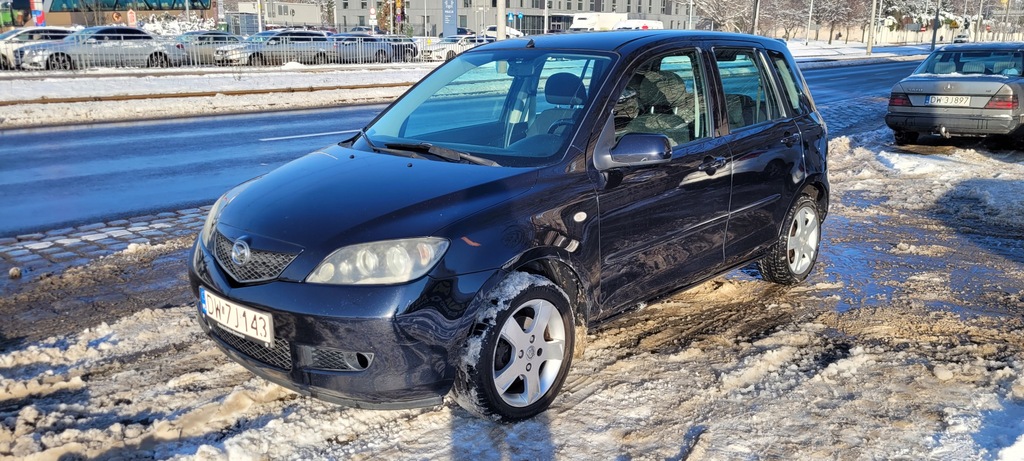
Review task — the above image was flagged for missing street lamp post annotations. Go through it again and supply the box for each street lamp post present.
[867,0,878,54]
[805,0,814,45]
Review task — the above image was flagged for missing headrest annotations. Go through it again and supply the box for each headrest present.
[545,72,587,105]
[635,70,689,107]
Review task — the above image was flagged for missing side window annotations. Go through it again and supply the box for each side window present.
[614,49,709,147]
[768,50,807,115]
[714,48,782,131]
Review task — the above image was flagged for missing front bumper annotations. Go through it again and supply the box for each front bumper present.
[885,110,1024,137]
[19,53,48,70]
[188,238,491,409]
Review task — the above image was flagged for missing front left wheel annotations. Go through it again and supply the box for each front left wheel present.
[453,273,575,422]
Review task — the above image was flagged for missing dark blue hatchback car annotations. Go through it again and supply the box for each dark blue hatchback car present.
[188,30,829,421]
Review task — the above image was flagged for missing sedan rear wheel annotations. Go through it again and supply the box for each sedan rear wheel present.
[47,54,74,71]
[758,195,821,285]
[147,53,170,68]
[453,273,575,422]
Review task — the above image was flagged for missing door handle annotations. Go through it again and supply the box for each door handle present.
[698,156,727,174]
[781,132,801,148]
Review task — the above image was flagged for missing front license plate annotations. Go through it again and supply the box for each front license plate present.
[926,95,971,106]
[200,287,274,347]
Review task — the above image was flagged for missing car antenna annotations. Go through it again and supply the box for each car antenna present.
[526,39,535,48]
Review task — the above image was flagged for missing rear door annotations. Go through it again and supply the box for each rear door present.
[710,45,805,267]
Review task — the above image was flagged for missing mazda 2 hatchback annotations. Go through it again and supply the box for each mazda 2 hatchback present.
[188,31,829,421]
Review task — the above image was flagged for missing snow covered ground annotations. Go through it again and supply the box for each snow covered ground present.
[4,40,1024,460]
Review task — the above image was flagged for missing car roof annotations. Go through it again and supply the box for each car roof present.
[938,42,1024,52]
[473,30,786,55]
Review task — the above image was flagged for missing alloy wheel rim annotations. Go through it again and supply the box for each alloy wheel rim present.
[786,205,820,275]
[492,298,566,408]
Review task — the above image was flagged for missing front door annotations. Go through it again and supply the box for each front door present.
[595,47,730,314]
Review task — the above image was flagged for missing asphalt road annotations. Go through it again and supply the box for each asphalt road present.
[0,59,921,237]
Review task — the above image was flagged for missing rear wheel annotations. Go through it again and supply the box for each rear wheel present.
[248,54,266,66]
[147,53,170,68]
[374,50,388,63]
[47,54,74,71]
[453,273,575,422]
[403,48,415,62]
[893,130,919,146]
[758,195,821,285]
[0,55,10,70]
[446,50,456,61]
[313,52,328,65]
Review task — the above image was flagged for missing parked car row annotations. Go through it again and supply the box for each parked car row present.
[0,26,431,70]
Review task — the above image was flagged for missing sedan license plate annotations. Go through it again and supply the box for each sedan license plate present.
[200,288,274,347]
[926,95,971,106]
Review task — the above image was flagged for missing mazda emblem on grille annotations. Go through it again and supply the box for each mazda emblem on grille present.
[231,239,251,266]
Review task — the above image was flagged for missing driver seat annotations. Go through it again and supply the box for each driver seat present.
[528,73,587,136]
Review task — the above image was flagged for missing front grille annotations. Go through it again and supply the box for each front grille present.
[210,322,293,371]
[213,231,297,283]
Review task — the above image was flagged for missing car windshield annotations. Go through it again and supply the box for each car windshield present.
[63,27,102,41]
[246,31,278,42]
[916,50,1024,76]
[361,49,613,167]
[177,33,203,43]
[0,29,21,40]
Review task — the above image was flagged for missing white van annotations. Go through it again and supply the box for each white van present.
[613,20,664,30]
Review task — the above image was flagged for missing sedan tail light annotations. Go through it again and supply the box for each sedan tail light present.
[984,93,1019,110]
[889,92,912,106]
[176,43,184,49]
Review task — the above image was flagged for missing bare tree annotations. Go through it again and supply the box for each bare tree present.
[694,0,752,32]
[760,0,809,38]
[814,0,851,43]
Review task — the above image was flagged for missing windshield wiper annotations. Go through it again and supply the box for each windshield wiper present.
[384,142,500,167]
[341,131,424,160]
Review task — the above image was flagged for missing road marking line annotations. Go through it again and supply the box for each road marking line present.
[260,130,359,142]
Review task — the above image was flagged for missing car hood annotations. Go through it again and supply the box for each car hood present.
[219,43,258,52]
[17,41,67,53]
[217,143,537,253]
[424,43,460,51]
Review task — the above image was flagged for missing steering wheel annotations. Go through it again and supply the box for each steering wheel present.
[547,118,576,135]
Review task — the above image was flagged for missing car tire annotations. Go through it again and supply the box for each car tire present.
[453,272,575,422]
[313,52,328,65]
[374,50,388,63]
[248,54,266,66]
[446,50,456,61]
[147,53,170,68]
[47,54,74,71]
[893,130,919,146]
[0,56,10,70]
[758,194,821,285]
[404,48,415,61]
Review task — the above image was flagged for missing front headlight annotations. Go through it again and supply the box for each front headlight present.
[306,238,450,285]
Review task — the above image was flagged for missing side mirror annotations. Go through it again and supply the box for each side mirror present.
[606,133,672,167]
